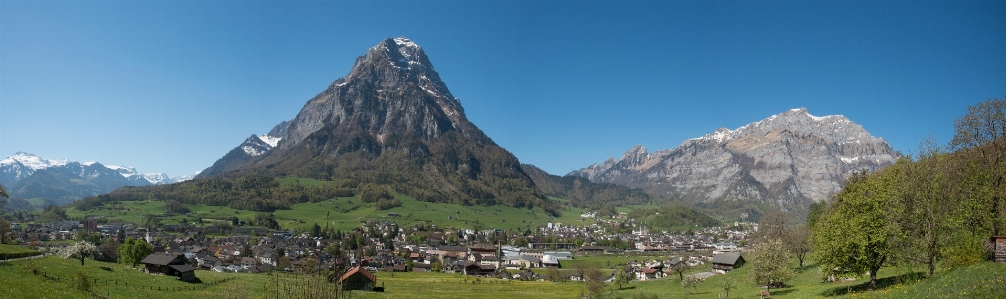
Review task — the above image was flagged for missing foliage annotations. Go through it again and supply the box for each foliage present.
[680,275,704,294]
[811,168,901,290]
[72,269,92,292]
[949,96,1006,150]
[667,258,690,280]
[164,200,190,214]
[748,239,795,289]
[719,278,737,298]
[73,174,355,212]
[117,237,153,268]
[625,204,722,230]
[520,164,652,209]
[614,267,632,290]
[59,241,100,266]
[0,218,11,244]
[785,225,812,269]
[375,197,402,210]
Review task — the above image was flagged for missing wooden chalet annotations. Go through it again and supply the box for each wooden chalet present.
[711,253,745,272]
[338,266,377,291]
[140,252,197,282]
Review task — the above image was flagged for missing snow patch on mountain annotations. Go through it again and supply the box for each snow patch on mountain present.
[258,135,281,148]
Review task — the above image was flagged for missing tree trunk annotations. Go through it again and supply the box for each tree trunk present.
[869,270,877,290]
[80,257,85,266]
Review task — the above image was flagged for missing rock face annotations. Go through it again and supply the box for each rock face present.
[278,37,486,151]
[569,108,898,212]
[203,37,557,215]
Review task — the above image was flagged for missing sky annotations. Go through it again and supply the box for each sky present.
[2,0,1004,178]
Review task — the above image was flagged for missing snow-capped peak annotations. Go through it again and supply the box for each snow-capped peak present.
[394,37,418,48]
[2,152,69,171]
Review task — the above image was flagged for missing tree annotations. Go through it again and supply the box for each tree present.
[117,237,153,268]
[668,257,690,280]
[0,218,11,244]
[681,275,705,295]
[311,223,322,238]
[748,239,795,292]
[949,97,1006,150]
[811,169,901,290]
[785,225,812,269]
[614,267,632,290]
[948,97,1006,236]
[60,241,100,266]
[720,278,738,298]
[578,264,606,299]
[756,210,788,242]
[0,183,8,212]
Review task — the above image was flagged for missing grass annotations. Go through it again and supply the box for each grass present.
[3,254,1005,298]
[275,193,557,232]
[67,190,569,232]
[0,244,38,254]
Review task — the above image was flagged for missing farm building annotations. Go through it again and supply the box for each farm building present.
[711,253,745,273]
[140,252,197,282]
[339,266,377,291]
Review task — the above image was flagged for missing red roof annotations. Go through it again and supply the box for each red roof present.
[339,266,377,283]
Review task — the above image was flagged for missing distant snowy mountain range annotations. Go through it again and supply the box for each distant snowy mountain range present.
[0,152,198,206]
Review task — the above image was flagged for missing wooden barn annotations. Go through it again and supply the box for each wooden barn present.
[711,253,745,272]
[339,266,377,291]
[140,252,197,282]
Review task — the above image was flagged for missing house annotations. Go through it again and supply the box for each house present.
[462,262,496,276]
[339,266,377,291]
[711,253,745,273]
[993,236,1006,263]
[240,257,257,268]
[139,253,197,282]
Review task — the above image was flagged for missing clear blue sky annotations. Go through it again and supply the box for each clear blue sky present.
[2,1,1004,177]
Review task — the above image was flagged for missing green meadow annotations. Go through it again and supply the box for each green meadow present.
[3,254,1005,298]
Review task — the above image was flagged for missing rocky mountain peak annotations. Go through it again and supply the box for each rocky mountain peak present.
[571,108,899,214]
[280,37,483,151]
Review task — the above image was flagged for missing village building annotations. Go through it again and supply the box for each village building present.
[711,252,745,273]
[139,252,197,282]
[339,266,377,291]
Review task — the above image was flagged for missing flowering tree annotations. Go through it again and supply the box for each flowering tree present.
[60,241,100,266]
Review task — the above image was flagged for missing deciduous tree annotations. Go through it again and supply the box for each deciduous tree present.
[811,169,901,290]
[749,239,794,292]
[60,241,100,266]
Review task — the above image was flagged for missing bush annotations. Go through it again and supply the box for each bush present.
[943,236,988,269]
[375,198,402,210]
[360,184,393,203]
[73,270,92,292]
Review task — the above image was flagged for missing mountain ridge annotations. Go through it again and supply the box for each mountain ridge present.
[570,108,898,215]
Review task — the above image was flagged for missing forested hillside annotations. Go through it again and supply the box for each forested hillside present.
[520,164,652,210]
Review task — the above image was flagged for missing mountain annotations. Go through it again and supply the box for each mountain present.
[197,121,289,178]
[194,37,558,215]
[0,152,69,184]
[520,164,652,209]
[569,108,898,215]
[0,152,196,206]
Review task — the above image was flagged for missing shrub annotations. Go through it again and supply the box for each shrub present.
[73,270,92,292]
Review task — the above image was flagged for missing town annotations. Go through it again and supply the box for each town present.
[2,208,754,292]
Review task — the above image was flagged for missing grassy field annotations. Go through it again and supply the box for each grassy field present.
[2,254,1005,298]
[66,191,562,232]
[0,244,38,254]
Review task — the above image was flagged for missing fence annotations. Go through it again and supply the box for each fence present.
[31,269,236,292]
